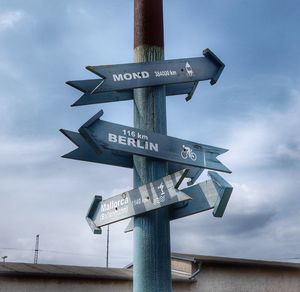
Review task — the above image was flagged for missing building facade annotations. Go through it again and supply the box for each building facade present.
[0,253,299,292]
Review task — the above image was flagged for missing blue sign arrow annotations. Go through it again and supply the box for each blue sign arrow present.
[124,171,233,233]
[66,80,198,106]
[60,129,203,184]
[86,169,192,234]
[171,171,233,219]
[79,110,231,173]
[85,48,224,93]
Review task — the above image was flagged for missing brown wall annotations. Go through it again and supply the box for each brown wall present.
[195,264,300,292]
[1,263,300,292]
[0,277,133,292]
[172,258,193,274]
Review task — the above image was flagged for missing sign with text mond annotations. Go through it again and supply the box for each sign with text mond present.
[85,48,224,93]
[86,169,191,234]
[79,110,231,173]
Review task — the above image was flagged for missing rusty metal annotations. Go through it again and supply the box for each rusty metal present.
[134,0,164,49]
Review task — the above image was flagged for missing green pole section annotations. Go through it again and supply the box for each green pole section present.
[133,0,172,291]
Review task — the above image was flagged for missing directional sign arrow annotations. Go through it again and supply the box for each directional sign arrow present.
[86,169,192,234]
[85,48,224,93]
[66,80,198,106]
[171,171,233,219]
[59,129,203,184]
[124,171,233,233]
[79,110,231,173]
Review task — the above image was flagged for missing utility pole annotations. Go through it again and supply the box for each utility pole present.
[133,0,171,291]
[34,234,39,264]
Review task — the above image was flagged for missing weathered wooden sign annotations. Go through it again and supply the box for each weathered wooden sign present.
[125,171,233,233]
[60,129,203,184]
[66,80,198,106]
[79,110,231,173]
[85,48,224,93]
[86,169,191,234]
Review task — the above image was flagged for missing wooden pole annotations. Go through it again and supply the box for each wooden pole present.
[133,0,172,291]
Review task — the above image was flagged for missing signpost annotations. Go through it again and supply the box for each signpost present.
[86,169,191,234]
[85,48,224,94]
[78,110,231,173]
[60,1,232,291]
[66,80,198,106]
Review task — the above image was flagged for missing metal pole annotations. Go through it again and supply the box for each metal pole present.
[34,234,39,264]
[106,225,109,268]
[133,1,171,291]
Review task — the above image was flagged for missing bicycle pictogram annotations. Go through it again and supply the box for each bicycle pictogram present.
[180,145,197,161]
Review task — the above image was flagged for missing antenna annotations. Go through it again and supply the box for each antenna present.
[34,234,39,264]
[1,256,7,263]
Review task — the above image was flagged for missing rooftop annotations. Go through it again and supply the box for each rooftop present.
[1,253,299,281]
[172,253,300,269]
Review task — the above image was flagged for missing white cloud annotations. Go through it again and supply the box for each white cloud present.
[0,137,59,166]
[0,11,24,31]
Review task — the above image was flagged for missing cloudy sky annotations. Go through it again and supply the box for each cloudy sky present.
[0,0,299,268]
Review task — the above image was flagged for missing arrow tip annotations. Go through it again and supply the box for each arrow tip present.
[85,66,107,81]
[202,48,225,85]
[71,94,88,107]
[59,128,71,139]
[86,217,102,234]
[207,172,233,217]
[86,195,103,234]
[86,65,102,77]
[65,80,84,93]
[59,129,84,149]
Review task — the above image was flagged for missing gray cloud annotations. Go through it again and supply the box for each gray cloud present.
[1,0,300,267]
